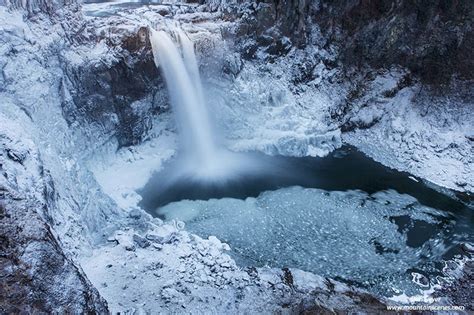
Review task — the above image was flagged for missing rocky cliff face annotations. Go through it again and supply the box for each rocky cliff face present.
[0,189,108,314]
[0,4,113,313]
[231,0,473,84]
[1,0,77,16]
[61,26,166,147]
[314,0,474,84]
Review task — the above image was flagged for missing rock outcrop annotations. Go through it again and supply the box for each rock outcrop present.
[0,3,114,312]
[315,0,473,84]
[225,0,473,84]
[61,25,166,147]
[0,195,109,313]
[1,0,76,16]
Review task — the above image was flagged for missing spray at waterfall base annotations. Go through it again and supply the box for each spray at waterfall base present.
[149,28,271,181]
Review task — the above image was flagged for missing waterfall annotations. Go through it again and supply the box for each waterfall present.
[149,27,269,183]
[150,28,220,177]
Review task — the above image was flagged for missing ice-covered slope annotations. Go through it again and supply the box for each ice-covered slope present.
[0,5,120,254]
[343,75,474,193]
[0,111,108,313]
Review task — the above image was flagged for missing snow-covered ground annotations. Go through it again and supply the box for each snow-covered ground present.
[90,113,177,210]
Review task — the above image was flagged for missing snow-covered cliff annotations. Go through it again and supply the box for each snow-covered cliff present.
[0,7,109,313]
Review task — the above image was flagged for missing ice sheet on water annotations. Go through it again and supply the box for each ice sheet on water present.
[158,186,455,296]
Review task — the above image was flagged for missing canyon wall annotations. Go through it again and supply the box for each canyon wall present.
[1,0,77,15]
[0,129,108,313]
[314,0,474,84]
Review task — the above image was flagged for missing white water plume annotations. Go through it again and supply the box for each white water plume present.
[150,27,262,180]
[150,29,216,175]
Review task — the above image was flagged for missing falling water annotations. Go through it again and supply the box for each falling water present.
[149,27,270,182]
[150,28,220,177]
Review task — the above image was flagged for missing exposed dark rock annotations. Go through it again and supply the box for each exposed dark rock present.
[258,0,309,48]
[128,208,143,219]
[314,0,474,84]
[146,233,165,243]
[5,148,26,164]
[229,0,472,84]
[281,268,294,287]
[61,27,167,147]
[382,72,413,98]
[0,197,109,314]
[291,55,320,85]
[229,0,309,60]
[133,233,151,248]
[2,0,79,16]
